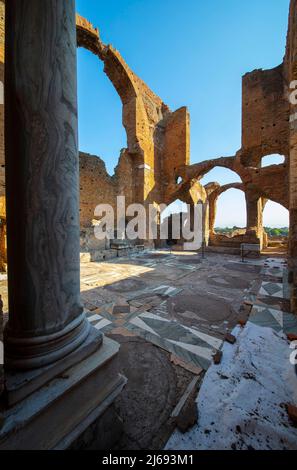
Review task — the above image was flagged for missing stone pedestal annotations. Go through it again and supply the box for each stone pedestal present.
[0,337,126,450]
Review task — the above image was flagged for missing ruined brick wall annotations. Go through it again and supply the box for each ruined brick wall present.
[0,0,3,398]
[176,19,291,251]
[0,11,192,249]
[285,0,297,313]
[76,14,191,232]
[79,150,134,228]
[162,107,190,203]
[0,1,5,272]
[0,0,4,198]
[80,153,117,227]
[241,65,290,166]
[1,8,292,258]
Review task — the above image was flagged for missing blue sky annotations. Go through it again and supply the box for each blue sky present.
[76,0,290,227]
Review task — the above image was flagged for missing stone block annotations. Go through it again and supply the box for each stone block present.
[171,376,200,433]
[113,305,130,315]
[287,333,297,342]
[0,337,127,450]
[286,404,297,426]
[225,333,237,345]
[176,401,198,433]
[213,350,223,364]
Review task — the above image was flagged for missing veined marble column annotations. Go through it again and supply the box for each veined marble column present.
[4,0,99,369]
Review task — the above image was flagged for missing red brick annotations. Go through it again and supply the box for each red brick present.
[225,333,237,345]
[286,404,297,426]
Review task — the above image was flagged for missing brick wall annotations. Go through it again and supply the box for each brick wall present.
[241,65,290,166]
[0,0,4,399]
[0,0,4,200]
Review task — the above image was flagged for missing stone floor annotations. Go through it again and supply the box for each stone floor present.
[79,250,263,373]
[166,256,297,450]
[80,250,265,448]
[1,249,294,449]
[249,257,297,335]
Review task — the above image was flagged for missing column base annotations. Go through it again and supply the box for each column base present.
[4,313,96,371]
[0,336,127,450]
[4,326,103,406]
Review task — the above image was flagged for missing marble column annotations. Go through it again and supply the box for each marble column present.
[4,0,98,369]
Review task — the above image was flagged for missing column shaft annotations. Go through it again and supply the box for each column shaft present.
[4,0,92,369]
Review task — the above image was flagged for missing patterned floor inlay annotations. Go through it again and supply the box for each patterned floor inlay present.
[125,284,183,302]
[85,309,113,333]
[262,266,284,277]
[249,305,297,335]
[124,311,223,371]
[263,258,287,269]
[0,248,284,383]
[253,296,291,312]
[258,281,286,299]
[79,251,269,371]
[0,250,289,377]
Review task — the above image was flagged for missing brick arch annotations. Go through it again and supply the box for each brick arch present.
[178,153,289,211]
[177,156,239,183]
[207,183,245,234]
[76,14,185,208]
[76,15,149,157]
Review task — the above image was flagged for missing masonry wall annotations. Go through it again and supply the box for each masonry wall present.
[79,150,134,228]
[76,15,192,215]
[0,0,3,399]
[285,0,297,313]
[0,0,4,196]
[162,107,190,203]
[241,65,290,166]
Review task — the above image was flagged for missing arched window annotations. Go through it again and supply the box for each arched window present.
[215,188,246,232]
[263,201,289,235]
[261,154,285,168]
[200,167,241,186]
[161,199,187,223]
[77,48,127,175]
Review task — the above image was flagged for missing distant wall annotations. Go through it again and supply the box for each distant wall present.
[79,151,134,228]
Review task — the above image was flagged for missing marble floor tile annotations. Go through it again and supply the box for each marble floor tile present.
[249,305,297,335]
[258,282,284,298]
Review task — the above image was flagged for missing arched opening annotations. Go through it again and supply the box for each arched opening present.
[263,201,289,235]
[200,167,241,187]
[261,154,285,168]
[77,48,127,176]
[160,199,189,248]
[161,199,187,224]
[262,200,289,252]
[215,188,246,235]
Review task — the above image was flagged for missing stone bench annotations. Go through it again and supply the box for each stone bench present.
[241,243,260,261]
